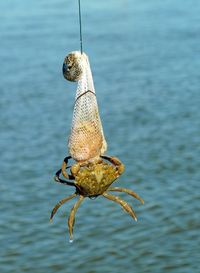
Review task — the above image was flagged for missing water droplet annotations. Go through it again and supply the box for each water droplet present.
[69,238,73,243]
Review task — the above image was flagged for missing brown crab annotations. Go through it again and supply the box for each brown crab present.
[50,155,144,242]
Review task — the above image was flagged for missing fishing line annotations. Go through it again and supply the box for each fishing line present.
[78,0,83,54]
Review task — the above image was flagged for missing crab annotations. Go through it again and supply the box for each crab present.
[50,155,144,242]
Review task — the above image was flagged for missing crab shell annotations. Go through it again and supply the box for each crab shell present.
[74,161,119,197]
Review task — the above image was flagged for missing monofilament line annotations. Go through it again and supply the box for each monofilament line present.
[78,0,83,54]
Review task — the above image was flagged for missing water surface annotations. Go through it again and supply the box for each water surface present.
[0,0,200,272]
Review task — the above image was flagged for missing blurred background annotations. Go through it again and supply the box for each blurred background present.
[0,0,199,272]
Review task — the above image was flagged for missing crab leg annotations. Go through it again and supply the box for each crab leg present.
[103,192,137,221]
[108,187,144,204]
[101,155,125,174]
[54,168,75,186]
[61,156,73,179]
[50,193,77,221]
[68,195,84,242]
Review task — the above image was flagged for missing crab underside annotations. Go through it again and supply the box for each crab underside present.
[50,155,144,242]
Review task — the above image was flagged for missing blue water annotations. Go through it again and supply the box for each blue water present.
[1,0,200,272]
